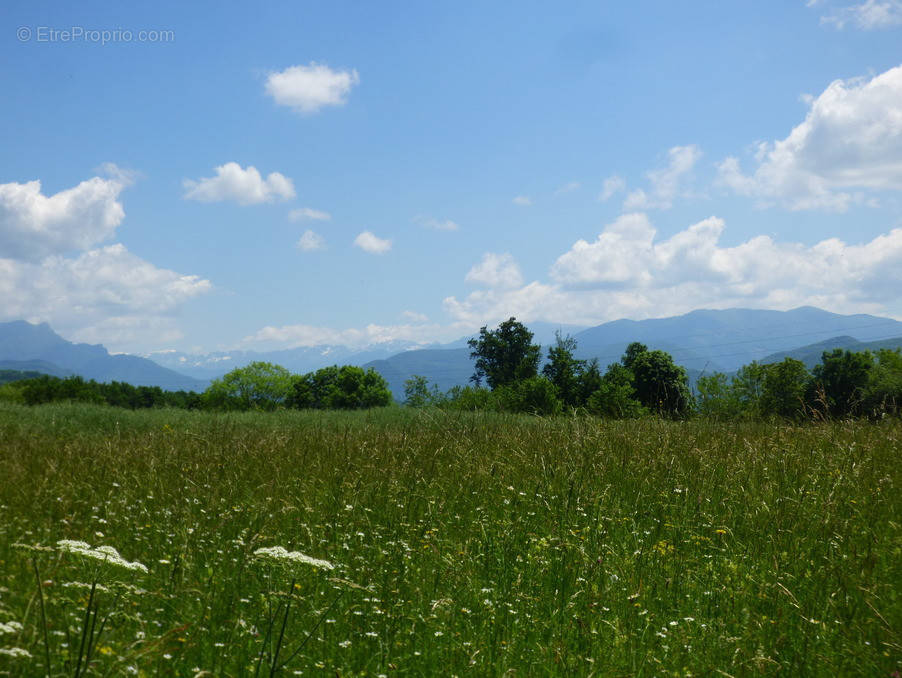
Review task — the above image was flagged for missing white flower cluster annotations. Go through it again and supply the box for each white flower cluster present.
[0,647,31,658]
[57,540,148,573]
[252,546,334,570]
[0,621,23,635]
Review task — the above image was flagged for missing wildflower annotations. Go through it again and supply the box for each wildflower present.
[0,648,31,658]
[253,546,334,570]
[0,621,23,634]
[338,640,351,648]
[57,540,148,573]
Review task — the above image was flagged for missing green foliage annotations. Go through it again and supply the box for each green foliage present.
[287,365,392,410]
[440,385,501,411]
[203,361,292,411]
[760,358,810,420]
[625,345,690,417]
[586,363,647,418]
[694,372,742,420]
[402,374,444,408]
[467,317,541,389]
[812,349,874,418]
[861,348,902,417]
[730,361,769,418]
[497,376,562,415]
[542,332,585,408]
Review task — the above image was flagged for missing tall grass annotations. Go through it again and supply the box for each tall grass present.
[0,402,899,676]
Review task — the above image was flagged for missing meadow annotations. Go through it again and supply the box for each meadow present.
[0,402,899,676]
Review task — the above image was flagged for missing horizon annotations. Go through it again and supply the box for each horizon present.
[3,1,902,355]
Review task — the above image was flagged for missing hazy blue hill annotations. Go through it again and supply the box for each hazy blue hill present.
[0,359,73,378]
[0,321,206,391]
[363,348,473,400]
[572,307,902,372]
[760,335,902,369]
[363,308,902,398]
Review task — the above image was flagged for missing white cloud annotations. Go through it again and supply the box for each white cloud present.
[718,65,902,211]
[465,252,524,289]
[289,207,331,221]
[512,195,532,206]
[241,321,454,349]
[414,215,459,231]
[265,62,360,114]
[0,169,130,262]
[297,229,325,251]
[183,162,295,205]
[554,181,582,196]
[598,175,626,201]
[623,145,701,210]
[821,0,902,29]
[443,213,902,328]
[353,230,392,254]
[0,244,212,351]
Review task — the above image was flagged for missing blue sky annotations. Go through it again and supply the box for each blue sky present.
[2,0,901,353]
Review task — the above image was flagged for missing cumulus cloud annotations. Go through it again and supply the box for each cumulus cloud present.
[413,215,459,231]
[443,213,902,328]
[512,195,532,206]
[821,0,902,29]
[623,145,701,210]
[183,162,295,205]
[717,65,902,211]
[289,207,331,221]
[0,244,212,351]
[296,229,325,251]
[465,252,524,289]
[0,170,130,262]
[353,230,392,254]
[265,62,360,114]
[598,175,626,201]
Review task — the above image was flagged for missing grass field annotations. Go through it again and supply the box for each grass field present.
[0,402,899,676]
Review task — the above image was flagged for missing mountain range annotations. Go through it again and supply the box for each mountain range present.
[1,308,900,397]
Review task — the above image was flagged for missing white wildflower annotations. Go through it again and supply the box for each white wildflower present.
[57,540,148,573]
[253,546,334,570]
[0,621,23,634]
[0,647,31,658]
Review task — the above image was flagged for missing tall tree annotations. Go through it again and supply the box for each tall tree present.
[623,344,690,417]
[812,349,874,418]
[542,331,586,408]
[468,317,541,390]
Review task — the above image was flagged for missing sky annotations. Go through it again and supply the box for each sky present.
[1,0,902,355]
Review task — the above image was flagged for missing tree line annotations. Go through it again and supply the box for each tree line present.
[1,317,899,420]
[405,317,901,420]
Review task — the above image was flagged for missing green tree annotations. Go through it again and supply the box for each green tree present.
[760,358,810,420]
[862,348,902,417]
[403,375,443,408]
[730,361,769,418]
[468,317,541,389]
[542,332,586,408]
[587,362,646,418]
[287,365,392,410]
[811,349,874,418]
[203,361,292,411]
[695,372,742,419]
[624,344,690,417]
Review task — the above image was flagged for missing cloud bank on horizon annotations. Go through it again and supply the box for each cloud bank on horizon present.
[1,3,901,353]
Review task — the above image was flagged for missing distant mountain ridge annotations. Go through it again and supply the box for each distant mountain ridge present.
[362,307,902,398]
[0,321,206,391]
[3,308,900,396]
[760,335,902,369]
